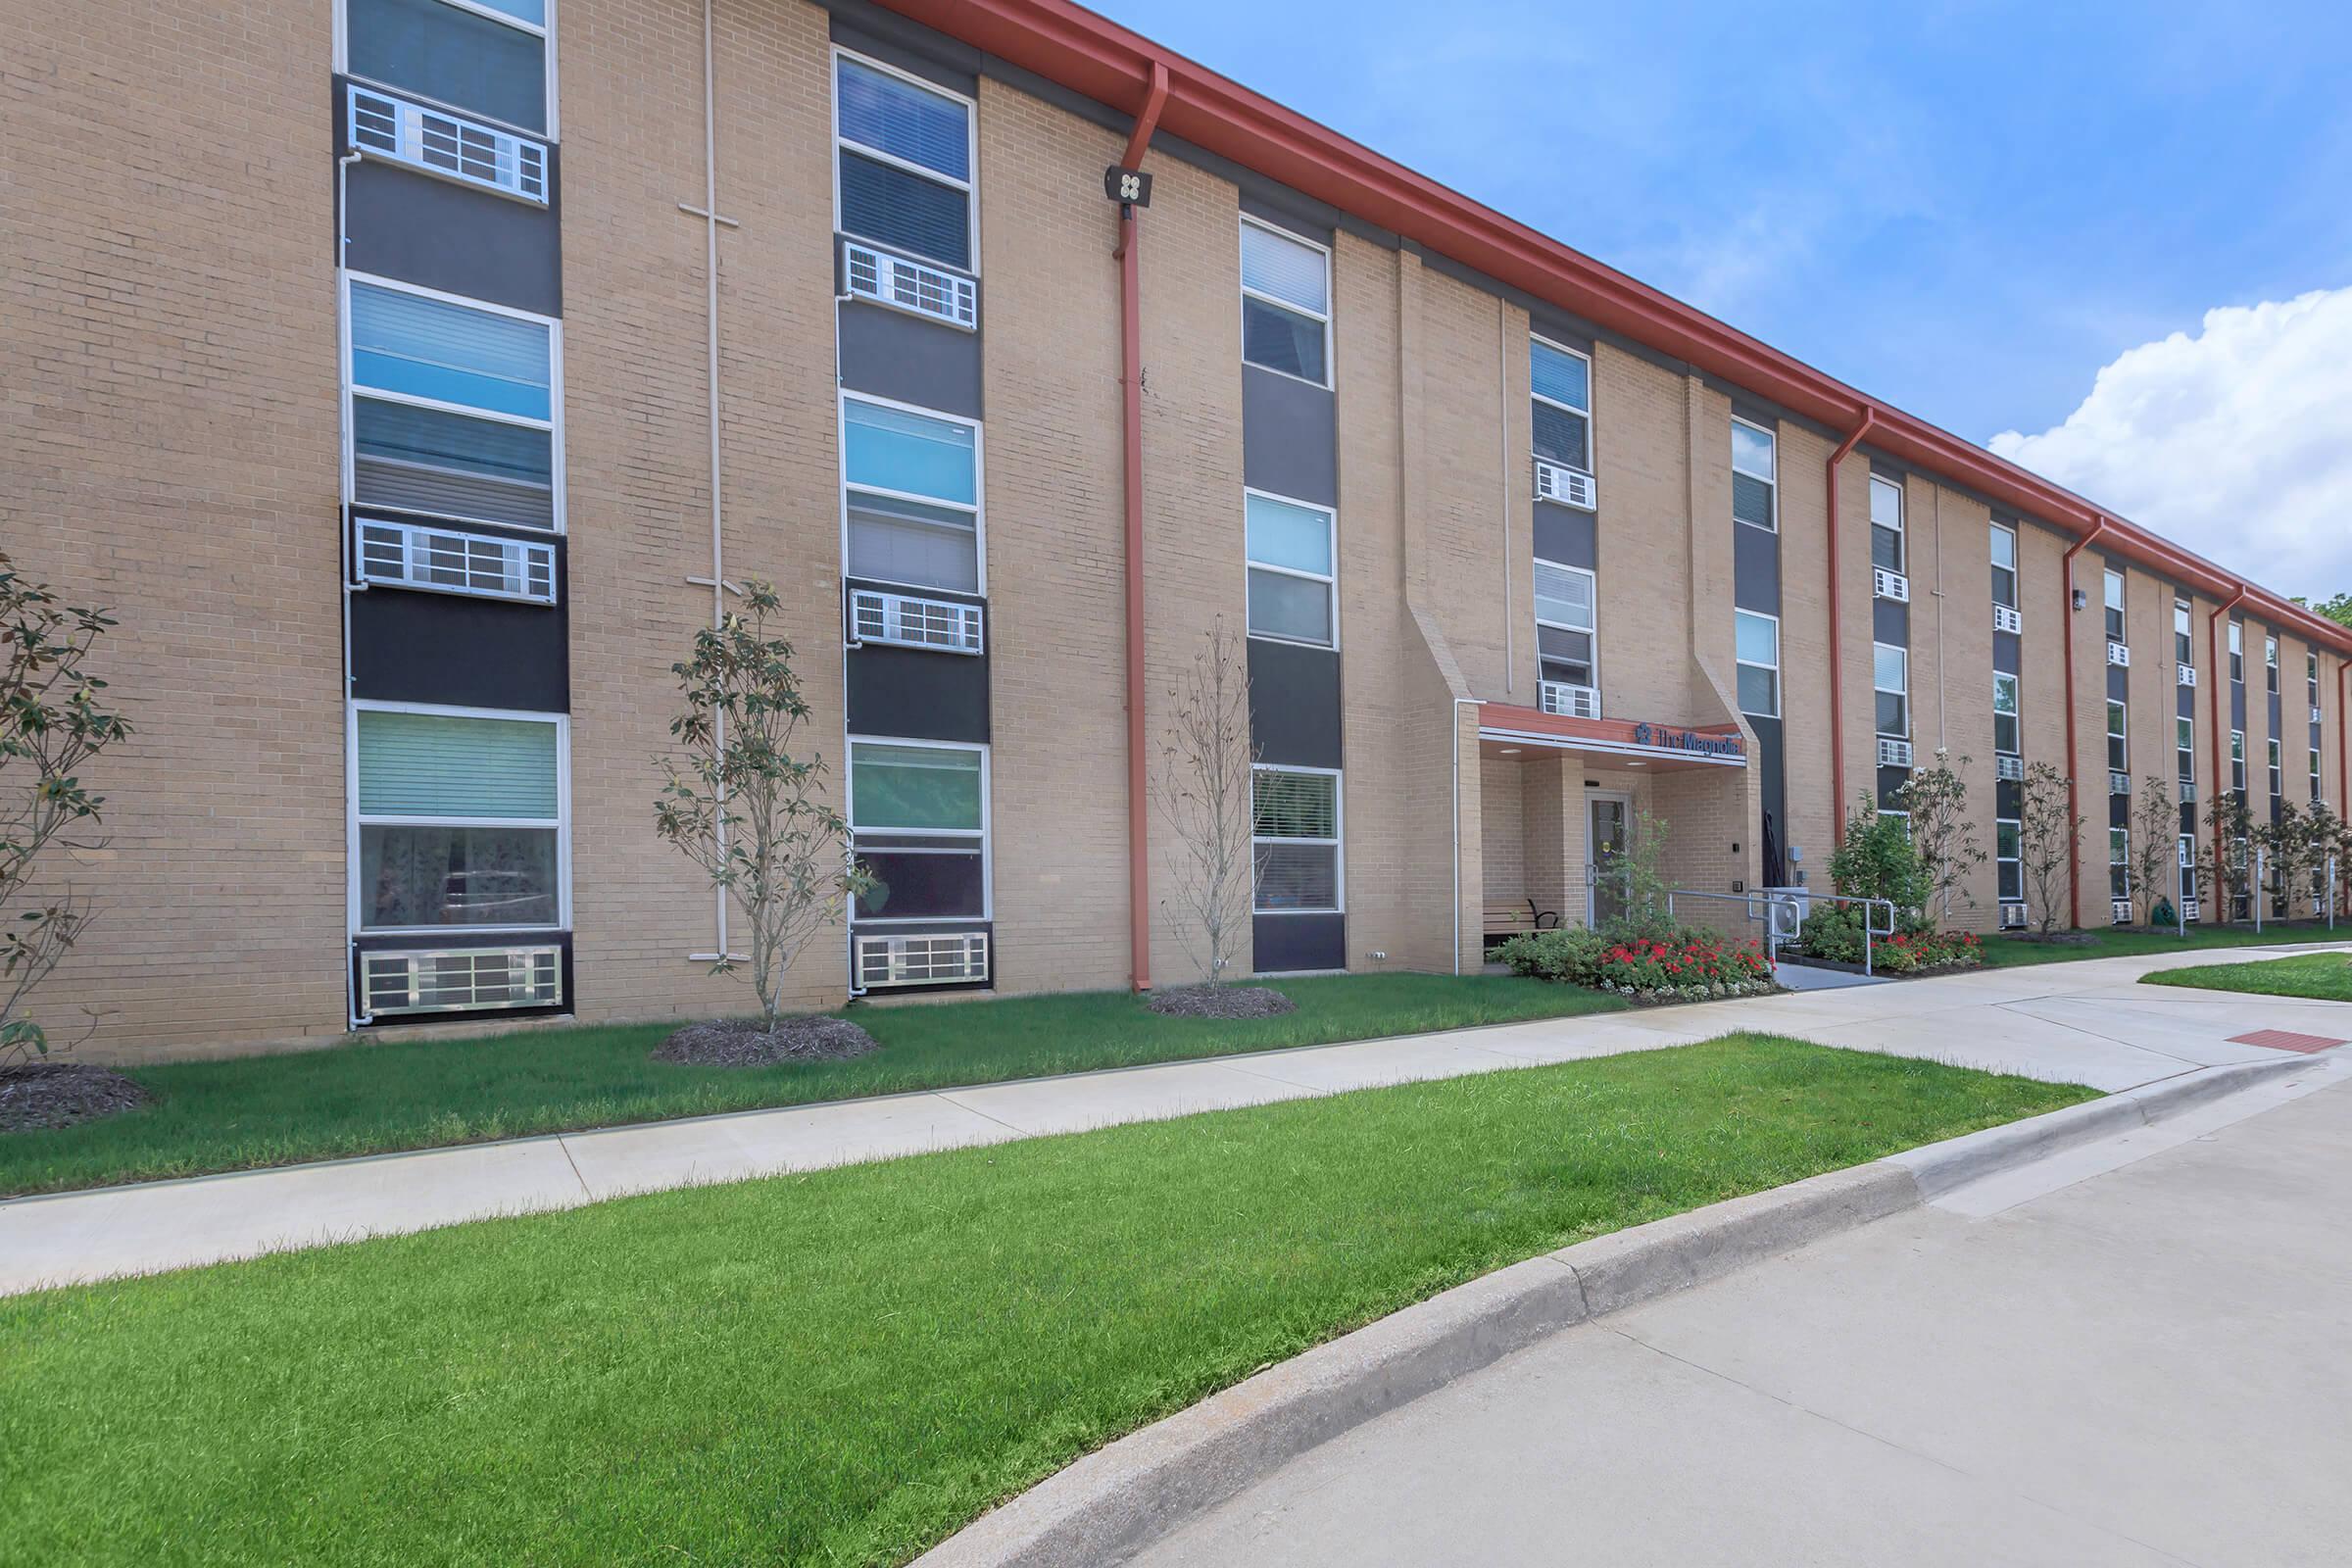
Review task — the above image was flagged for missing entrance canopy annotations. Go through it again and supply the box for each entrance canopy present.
[1477,702,1745,771]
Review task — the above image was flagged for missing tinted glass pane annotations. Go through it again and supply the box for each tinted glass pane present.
[359,824,557,929]
[1240,223,1328,315]
[1253,770,1337,838]
[352,399,554,529]
[1253,842,1338,910]
[854,844,984,919]
[1242,295,1327,383]
[1737,663,1777,716]
[1877,692,1908,736]
[1875,645,1906,693]
[1871,524,1902,571]
[843,400,975,505]
[350,283,550,420]
[1530,341,1589,412]
[837,57,969,182]
[1245,494,1332,575]
[348,0,546,132]
[1733,470,1774,529]
[1998,860,2024,900]
[1539,624,1592,667]
[1991,564,2017,608]
[847,492,978,594]
[839,150,970,270]
[1533,402,1589,470]
[1994,712,2020,754]
[852,744,982,831]
[1247,567,1332,645]
[1735,612,1777,667]
[357,710,559,818]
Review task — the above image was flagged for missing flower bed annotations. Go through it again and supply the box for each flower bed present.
[1794,904,1983,977]
[1495,926,1778,1004]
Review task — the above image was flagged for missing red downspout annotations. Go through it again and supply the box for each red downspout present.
[2338,659,2348,816]
[1117,62,1169,993]
[2209,585,2248,901]
[2061,518,2108,930]
[1825,408,1875,840]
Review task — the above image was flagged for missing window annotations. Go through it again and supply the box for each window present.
[1245,491,1336,647]
[849,740,988,922]
[1869,475,1904,574]
[1874,643,1909,738]
[345,275,559,532]
[1989,522,2018,610]
[1734,610,1779,716]
[1240,219,1330,386]
[1992,672,2020,757]
[2180,834,2197,913]
[2313,747,2324,795]
[2109,827,2131,901]
[1731,418,1776,531]
[2231,729,2246,794]
[344,0,551,135]
[353,705,564,932]
[2177,716,2193,787]
[1252,766,1341,912]
[2175,599,2193,665]
[2266,635,2279,693]
[1531,338,1592,475]
[834,53,975,272]
[1534,558,1596,688]
[2106,700,2128,774]
[2309,652,2321,701]
[1996,817,2023,903]
[841,393,981,594]
[2229,621,2243,682]
[2103,568,2125,643]
[2269,737,2282,798]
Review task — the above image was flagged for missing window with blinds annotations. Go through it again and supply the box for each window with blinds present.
[1732,417,1776,531]
[1531,338,1592,475]
[843,395,981,595]
[353,707,563,932]
[1240,220,1331,385]
[1252,767,1341,913]
[345,0,550,135]
[1534,558,1595,688]
[836,54,974,272]
[1245,491,1336,647]
[849,740,988,923]
[1869,474,1905,573]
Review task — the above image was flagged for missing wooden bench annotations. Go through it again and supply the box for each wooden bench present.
[1484,899,1564,940]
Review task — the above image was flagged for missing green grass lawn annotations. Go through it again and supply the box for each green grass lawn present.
[0,1036,2089,1568]
[1979,920,2352,968]
[0,974,1626,1199]
[2140,950,2352,1000]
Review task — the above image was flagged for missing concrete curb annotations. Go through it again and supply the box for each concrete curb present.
[911,1057,2308,1568]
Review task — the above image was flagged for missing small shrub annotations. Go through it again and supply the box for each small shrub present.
[1797,904,1868,963]
[1499,925,1775,1003]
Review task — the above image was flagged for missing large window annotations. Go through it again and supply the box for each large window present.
[849,740,988,922]
[1996,817,2023,903]
[1989,522,2018,610]
[1869,475,1905,574]
[2103,568,2126,643]
[2231,729,2247,794]
[353,705,564,931]
[1531,338,1592,477]
[1735,610,1780,716]
[841,393,981,594]
[1240,220,1331,386]
[1993,672,2021,757]
[2106,700,2128,775]
[1731,417,1777,532]
[834,53,975,272]
[1252,766,1341,913]
[1534,559,1596,688]
[2178,716,2194,790]
[1245,491,1337,647]
[346,275,559,532]
[1874,643,1909,738]
[344,0,551,135]
[2109,827,2131,902]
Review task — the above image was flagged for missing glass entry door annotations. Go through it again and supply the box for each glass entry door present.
[1588,794,1631,927]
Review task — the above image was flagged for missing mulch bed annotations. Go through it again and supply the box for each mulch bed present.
[652,1016,881,1068]
[1145,984,1297,1020]
[0,1062,151,1133]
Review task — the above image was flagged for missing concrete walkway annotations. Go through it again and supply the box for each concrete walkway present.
[1132,1055,2352,1568]
[6,942,2350,1295]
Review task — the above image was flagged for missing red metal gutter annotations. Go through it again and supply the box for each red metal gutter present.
[874,0,2352,662]
[2061,519,2109,930]
[2210,586,2249,891]
[1116,61,1168,993]
[1825,409,1875,839]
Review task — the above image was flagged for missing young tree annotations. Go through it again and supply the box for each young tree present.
[1151,618,1258,984]
[1,551,133,1066]
[2257,800,2315,921]
[2130,774,2178,926]
[2199,790,2256,923]
[1896,751,1984,922]
[2309,801,2352,918]
[2017,761,2081,936]
[655,581,869,1031]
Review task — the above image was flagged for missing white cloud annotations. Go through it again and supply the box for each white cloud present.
[1988,288,2352,598]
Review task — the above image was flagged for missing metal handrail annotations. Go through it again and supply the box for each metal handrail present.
[1661,887,1803,967]
[1788,890,1898,976]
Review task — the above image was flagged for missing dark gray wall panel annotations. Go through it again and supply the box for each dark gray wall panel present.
[338,117,562,318]
[1240,195,1333,246]
[1533,503,1596,569]
[1993,630,2021,675]
[2269,692,2282,733]
[1248,639,1344,768]
[1241,367,1339,507]
[846,642,990,744]
[2232,683,2247,728]
[2107,666,2130,704]
[349,569,569,712]
[1872,599,1908,647]
[828,10,980,91]
[837,299,983,418]
[2110,794,2132,830]
[1254,913,1345,973]
[2178,686,2195,719]
[1733,523,1780,612]
[1749,715,1787,887]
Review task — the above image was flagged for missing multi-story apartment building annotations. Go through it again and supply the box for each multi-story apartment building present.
[13,0,2350,1058]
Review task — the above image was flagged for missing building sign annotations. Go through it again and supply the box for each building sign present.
[1631,722,1744,760]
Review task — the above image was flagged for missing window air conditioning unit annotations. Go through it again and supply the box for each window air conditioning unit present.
[842,240,979,330]
[1539,680,1601,720]
[2180,897,2201,922]
[1877,737,1914,768]
[847,588,984,654]
[348,88,549,204]
[1995,754,2024,782]
[1998,903,2027,930]
[855,932,989,988]
[2315,706,2327,725]
[357,518,558,605]
[1992,604,2023,635]
[362,946,563,1017]
[1534,458,1597,512]
[2109,769,2132,796]
[2178,662,2197,687]
[2180,778,2197,804]
[2106,640,2131,666]
[2110,899,2134,926]
[1873,567,1910,604]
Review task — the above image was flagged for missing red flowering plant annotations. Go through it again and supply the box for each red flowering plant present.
[1497,925,1778,1003]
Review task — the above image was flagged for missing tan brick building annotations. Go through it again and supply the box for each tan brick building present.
[11,0,2349,1058]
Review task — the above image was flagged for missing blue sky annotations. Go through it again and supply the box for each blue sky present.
[1100,0,2352,590]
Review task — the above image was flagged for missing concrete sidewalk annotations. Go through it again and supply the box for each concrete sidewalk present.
[1131,1055,2352,1568]
[6,942,2350,1294]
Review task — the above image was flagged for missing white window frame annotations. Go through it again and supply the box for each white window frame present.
[335,0,559,142]
[2269,736,2282,797]
[2177,715,2194,787]
[1992,670,2021,757]
[1250,761,1344,915]
[1731,416,1778,533]
[2106,698,2128,774]
[837,388,986,598]
[347,699,570,938]
[1530,333,1594,476]
[1238,215,1333,390]
[1734,608,1781,717]
[1874,641,1909,739]
[1243,486,1339,650]
[340,270,565,534]
[2229,620,2243,682]
[2102,567,2127,644]
[1869,473,1905,575]
[829,46,979,276]
[845,735,993,926]
[2266,634,2280,692]
[1995,814,2023,904]
[2231,728,2247,793]
[2109,826,2131,901]
[1533,556,1597,689]
[1989,521,2019,610]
